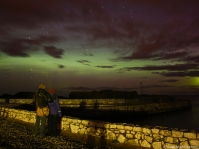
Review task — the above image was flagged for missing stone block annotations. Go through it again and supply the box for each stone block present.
[124,125,133,131]
[164,143,178,149]
[133,126,142,132]
[180,141,190,149]
[96,128,104,133]
[117,134,126,143]
[114,130,119,134]
[126,130,130,134]
[135,132,142,139]
[152,141,162,149]
[104,123,110,129]
[184,132,196,139]
[172,130,183,138]
[141,140,151,148]
[142,127,151,135]
[145,135,153,143]
[173,138,179,144]
[126,133,133,139]
[153,134,163,141]
[70,124,79,133]
[164,137,174,143]
[189,139,199,146]
[106,130,116,140]
[160,129,171,136]
[110,124,117,129]
[117,124,124,129]
[81,120,89,125]
[79,124,84,128]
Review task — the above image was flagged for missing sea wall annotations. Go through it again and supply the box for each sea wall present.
[0,106,198,149]
[0,98,192,113]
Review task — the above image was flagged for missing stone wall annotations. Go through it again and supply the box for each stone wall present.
[0,98,191,113]
[0,99,5,103]
[0,106,198,149]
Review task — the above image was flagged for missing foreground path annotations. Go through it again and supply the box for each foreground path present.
[0,117,95,149]
[0,116,147,149]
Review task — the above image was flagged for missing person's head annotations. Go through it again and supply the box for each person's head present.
[49,88,56,94]
[39,83,45,89]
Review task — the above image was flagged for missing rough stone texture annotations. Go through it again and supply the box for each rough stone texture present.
[142,127,151,135]
[160,130,171,136]
[152,141,162,149]
[164,137,174,143]
[70,124,79,133]
[124,125,133,131]
[184,132,196,139]
[145,135,153,144]
[180,141,191,149]
[106,130,116,140]
[133,126,142,132]
[126,133,133,139]
[172,130,183,137]
[189,140,199,146]
[141,140,151,148]
[117,134,126,143]
[1,106,199,149]
[164,143,178,149]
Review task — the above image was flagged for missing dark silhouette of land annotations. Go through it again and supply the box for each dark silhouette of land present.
[69,90,138,99]
[0,92,68,99]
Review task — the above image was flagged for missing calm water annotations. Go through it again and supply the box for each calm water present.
[133,95,199,131]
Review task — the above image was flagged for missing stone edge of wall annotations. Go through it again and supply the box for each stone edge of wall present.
[0,106,199,149]
[0,98,192,114]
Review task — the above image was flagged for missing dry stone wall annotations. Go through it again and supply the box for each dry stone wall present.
[0,98,191,113]
[0,106,198,149]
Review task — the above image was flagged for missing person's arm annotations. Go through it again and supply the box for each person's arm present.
[55,96,62,117]
[45,92,54,103]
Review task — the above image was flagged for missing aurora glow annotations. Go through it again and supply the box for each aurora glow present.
[0,0,199,96]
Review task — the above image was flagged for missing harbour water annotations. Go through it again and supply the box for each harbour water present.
[133,95,199,131]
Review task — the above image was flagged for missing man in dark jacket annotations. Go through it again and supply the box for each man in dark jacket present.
[47,88,62,137]
[33,83,53,138]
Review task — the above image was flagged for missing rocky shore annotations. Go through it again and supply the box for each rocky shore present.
[0,116,147,149]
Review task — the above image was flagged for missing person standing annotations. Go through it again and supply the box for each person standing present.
[48,88,62,137]
[33,83,53,138]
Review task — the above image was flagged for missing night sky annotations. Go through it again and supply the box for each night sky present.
[0,0,199,97]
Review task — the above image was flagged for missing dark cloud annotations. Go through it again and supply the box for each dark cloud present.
[58,64,65,69]
[95,65,115,68]
[180,55,199,63]
[0,35,62,57]
[83,53,93,56]
[118,63,199,77]
[159,79,179,83]
[76,60,90,66]
[44,46,64,58]
[0,40,29,57]
[154,71,199,77]
[143,84,173,89]
[120,63,198,72]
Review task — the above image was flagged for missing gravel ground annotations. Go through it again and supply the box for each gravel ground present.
[0,116,148,149]
[0,116,107,149]
[0,103,148,149]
